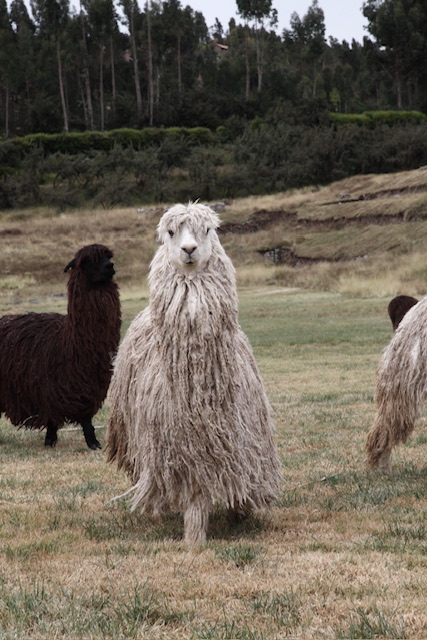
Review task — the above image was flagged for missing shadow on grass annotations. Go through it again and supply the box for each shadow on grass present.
[83,500,269,545]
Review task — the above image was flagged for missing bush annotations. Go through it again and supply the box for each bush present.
[330,110,427,128]
[187,127,214,145]
[329,113,370,127]
[2,121,427,210]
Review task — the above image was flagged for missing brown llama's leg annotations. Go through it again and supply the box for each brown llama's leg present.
[227,501,252,525]
[81,415,102,450]
[45,420,58,447]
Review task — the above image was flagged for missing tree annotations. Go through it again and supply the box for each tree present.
[0,0,16,136]
[9,0,36,133]
[363,0,427,109]
[283,0,326,100]
[30,0,71,131]
[236,0,277,94]
[119,0,143,121]
[77,3,95,130]
[145,0,153,125]
[86,0,119,130]
[160,0,185,99]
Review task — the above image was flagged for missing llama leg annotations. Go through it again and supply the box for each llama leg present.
[366,380,422,470]
[227,501,252,525]
[45,420,58,447]
[81,416,102,450]
[183,496,209,546]
[366,420,392,470]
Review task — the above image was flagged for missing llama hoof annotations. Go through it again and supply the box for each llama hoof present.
[374,455,391,472]
[367,446,392,471]
[87,439,102,450]
[227,508,250,525]
[44,436,58,447]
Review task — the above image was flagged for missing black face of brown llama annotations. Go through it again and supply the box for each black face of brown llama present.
[64,245,116,286]
[0,243,121,450]
[387,295,418,331]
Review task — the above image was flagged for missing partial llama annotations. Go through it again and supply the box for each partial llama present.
[366,294,427,469]
[0,244,121,449]
[387,294,418,331]
[107,203,282,545]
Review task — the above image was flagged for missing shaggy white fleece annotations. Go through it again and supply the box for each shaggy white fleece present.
[366,295,427,469]
[107,203,282,544]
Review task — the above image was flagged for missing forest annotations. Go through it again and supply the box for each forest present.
[1,0,427,208]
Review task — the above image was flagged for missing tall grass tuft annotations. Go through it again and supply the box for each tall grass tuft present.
[335,606,407,639]
[213,543,262,568]
[251,590,302,629]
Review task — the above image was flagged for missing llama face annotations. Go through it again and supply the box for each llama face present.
[65,246,115,286]
[83,254,115,285]
[165,220,214,273]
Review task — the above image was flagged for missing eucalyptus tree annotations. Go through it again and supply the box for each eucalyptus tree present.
[30,0,71,131]
[221,19,251,105]
[145,0,153,125]
[0,0,16,136]
[74,2,95,130]
[145,1,210,125]
[8,0,37,133]
[86,0,119,129]
[236,0,278,95]
[363,0,427,109]
[283,0,327,101]
[159,0,185,99]
[119,0,143,121]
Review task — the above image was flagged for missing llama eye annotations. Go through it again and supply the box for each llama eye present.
[206,228,210,235]
[168,230,174,238]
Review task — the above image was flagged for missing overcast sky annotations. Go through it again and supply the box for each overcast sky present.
[186,0,368,43]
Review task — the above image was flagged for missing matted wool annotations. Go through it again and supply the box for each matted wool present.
[107,204,282,537]
[367,294,427,469]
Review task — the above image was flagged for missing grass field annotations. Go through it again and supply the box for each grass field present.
[1,287,427,639]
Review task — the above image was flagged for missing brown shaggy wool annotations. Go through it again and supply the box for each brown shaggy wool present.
[107,203,282,544]
[0,244,121,449]
[366,294,427,469]
[387,294,418,331]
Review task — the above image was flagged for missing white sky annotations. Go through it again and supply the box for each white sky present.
[186,0,369,43]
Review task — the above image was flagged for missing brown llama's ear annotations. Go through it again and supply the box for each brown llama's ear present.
[64,258,76,273]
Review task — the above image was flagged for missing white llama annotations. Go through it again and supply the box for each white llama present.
[107,203,282,544]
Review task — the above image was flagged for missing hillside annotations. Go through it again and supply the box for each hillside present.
[1,167,427,311]
[2,168,427,639]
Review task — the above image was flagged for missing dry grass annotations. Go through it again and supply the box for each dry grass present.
[1,169,427,638]
[1,167,427,310]
[0,206,160,310]
[1,288,427,639]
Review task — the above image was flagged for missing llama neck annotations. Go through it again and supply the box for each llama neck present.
[65,280,121,349]
[148,255,241,409]
[149,256,239,338]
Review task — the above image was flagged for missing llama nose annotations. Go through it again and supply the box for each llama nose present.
[182,244,197,256]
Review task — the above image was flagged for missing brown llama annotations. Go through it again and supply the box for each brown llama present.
[0,244,121,449]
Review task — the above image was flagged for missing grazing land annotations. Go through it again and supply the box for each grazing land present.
[1,169,427,638]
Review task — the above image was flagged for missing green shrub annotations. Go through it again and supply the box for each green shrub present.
[109,127,166,148]
[330,110,427,128]
[187,126,214,145]
[329,113,370,127]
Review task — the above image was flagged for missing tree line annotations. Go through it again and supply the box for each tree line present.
[1,0,427,137]
[2,118,427,209]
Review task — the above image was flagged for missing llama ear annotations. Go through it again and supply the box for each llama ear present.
[64,258,76,273]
